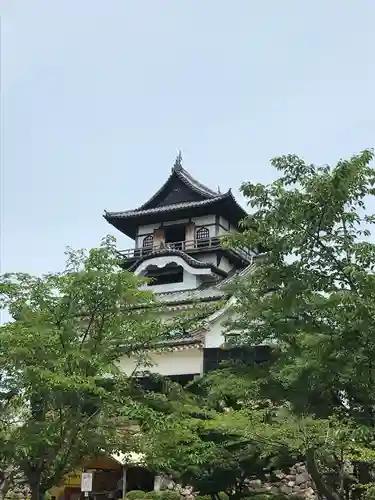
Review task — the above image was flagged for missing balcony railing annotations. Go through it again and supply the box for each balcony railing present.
[118,237,252,262]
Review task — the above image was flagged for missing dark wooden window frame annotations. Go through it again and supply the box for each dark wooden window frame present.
[196,226,210,240]
[142,234,154,247]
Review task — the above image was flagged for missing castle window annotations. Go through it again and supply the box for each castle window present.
[203,346,272,372]
[164,224,186,249]
[146,263,184,287]
[196,227,210,247]
[142,235,153,255]
[143,235,153,247]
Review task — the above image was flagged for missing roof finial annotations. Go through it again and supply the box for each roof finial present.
[173,150,183,170]
[218,185,221,194]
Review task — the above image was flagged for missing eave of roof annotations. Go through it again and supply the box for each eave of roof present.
[152,336,203,349]
[156,287,227,304]
[105,193,231,219]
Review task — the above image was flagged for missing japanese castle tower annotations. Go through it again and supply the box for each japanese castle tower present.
[104,154,269,383]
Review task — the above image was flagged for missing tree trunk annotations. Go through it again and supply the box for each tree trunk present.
[305,448,342,500]
[30,480,45,500]
[0,479,10,500]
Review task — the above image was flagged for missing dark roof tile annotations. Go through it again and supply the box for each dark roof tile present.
[106,194,229,219]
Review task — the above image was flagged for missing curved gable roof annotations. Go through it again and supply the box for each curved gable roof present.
[103,155,249,239]
[138,163,220,211]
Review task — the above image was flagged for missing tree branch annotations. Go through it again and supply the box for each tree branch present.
[305,448,342,500]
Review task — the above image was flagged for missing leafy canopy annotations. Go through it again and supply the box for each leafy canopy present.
[0,236,172,497]
[224,149,375,500]
[140,367,300,498]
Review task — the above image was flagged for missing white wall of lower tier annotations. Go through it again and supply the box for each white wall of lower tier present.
[204,308,231,348]
[118,307,234,378]
[118,347,204,376]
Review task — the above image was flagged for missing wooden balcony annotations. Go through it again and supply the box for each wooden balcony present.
[117,237,252,264]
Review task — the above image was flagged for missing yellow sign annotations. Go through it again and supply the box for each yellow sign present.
[63,471,81,487]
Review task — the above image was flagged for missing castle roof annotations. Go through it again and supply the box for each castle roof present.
[104,158,248,239]
[138,160,219,208]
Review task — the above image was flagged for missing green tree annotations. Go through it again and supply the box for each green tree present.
[0,389,25,500]
[0,236,171,500]
[224,149,375,500]
[139,369,297,499]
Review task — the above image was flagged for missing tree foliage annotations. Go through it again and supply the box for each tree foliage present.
[0,236,175,500]
[0,390,25,500]
[139,368,299,499]
[223,149,375,500]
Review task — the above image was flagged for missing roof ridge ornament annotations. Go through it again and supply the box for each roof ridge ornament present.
[173,150,183,171]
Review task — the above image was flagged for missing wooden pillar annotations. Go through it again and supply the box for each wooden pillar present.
[153,228,165,248]
[122,467,127,497]
[185,222,195,249]
[215,215,220,237]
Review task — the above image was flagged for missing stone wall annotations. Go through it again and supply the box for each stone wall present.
[4,485,30,500]
[246,463,317,499]
[159,462,318,499]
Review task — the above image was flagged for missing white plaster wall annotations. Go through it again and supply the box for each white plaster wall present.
[204,319,226,348]
[118,348,203,376]
[138,224,160,236]
[204,308,236,348]
[219,217,229,229]
[198,253,217,266]
[196,254,234,274]
[218,256,233,273]
[193,215,216,237]
[217,226,228,236]
[218,217,233,236]
[193,215,215,226]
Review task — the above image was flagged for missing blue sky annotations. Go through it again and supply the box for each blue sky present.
[1,0,374,277]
